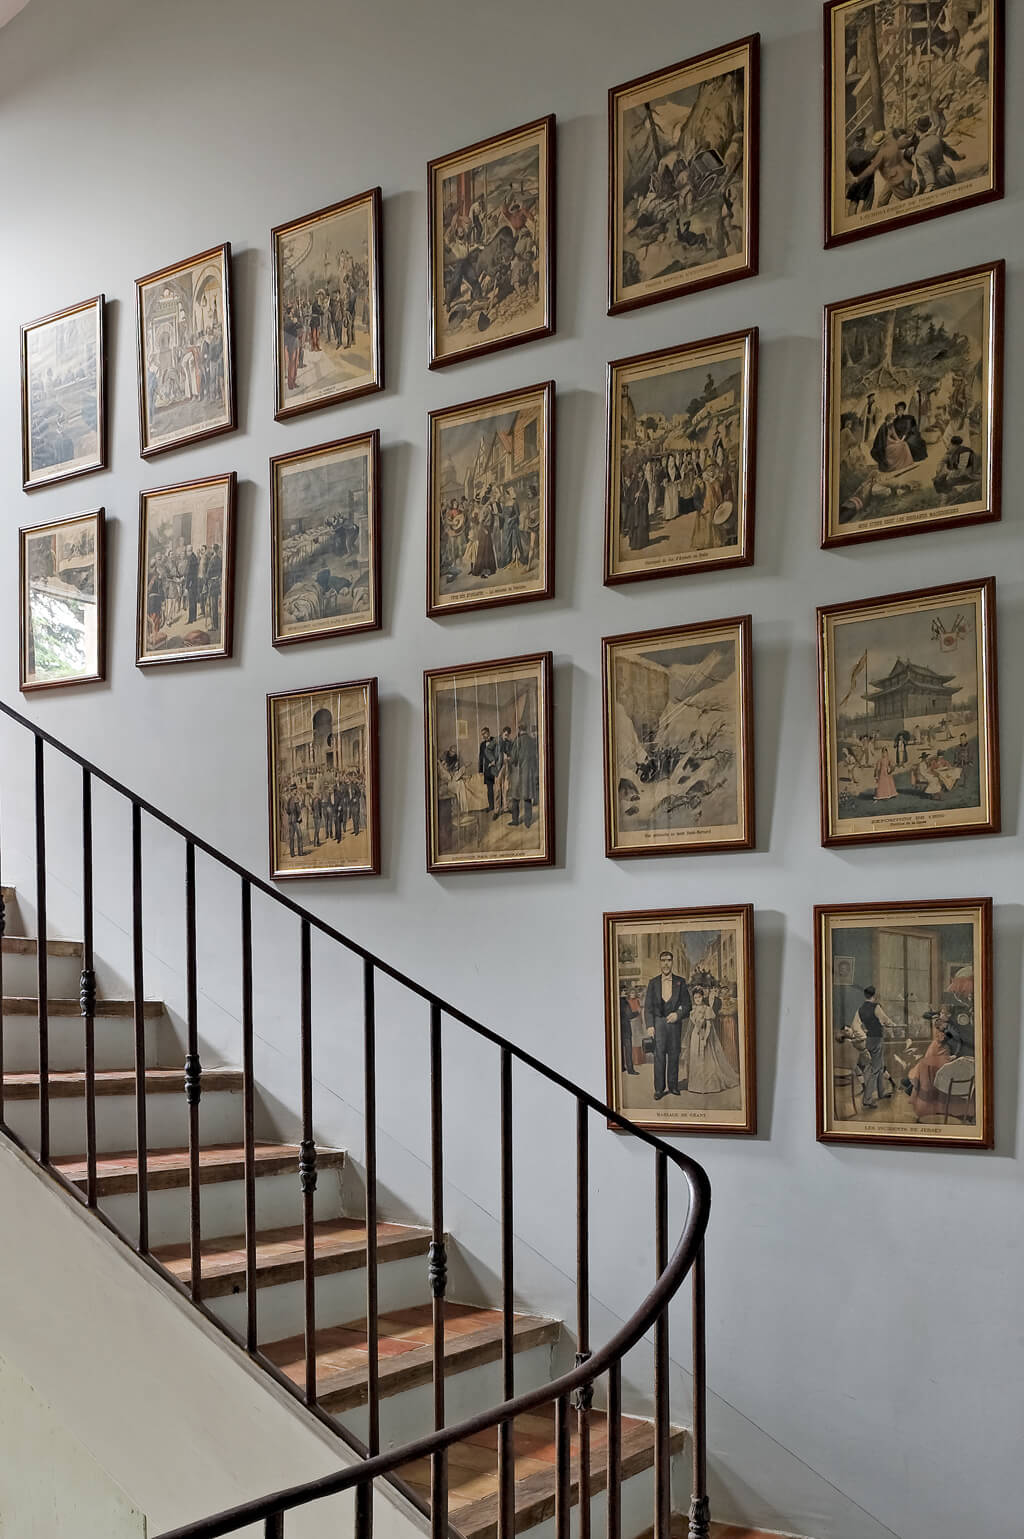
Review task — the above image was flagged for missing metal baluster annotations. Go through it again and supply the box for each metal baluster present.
[299,919,317,1405]
[80,770,97,1207]
[575,1098,593,1539]
[363,960,379,1459]
[499,1047,515,1539]
[241,880,257,1352]
[355,1479,373,1539]
[606,1360,622,1539]
[131,804,148,1251]
[687,1240,710,1539]
[654,1152,670,1539]
[184,841,202,1301]
[428,1001,447,1539]
[34,737,49,1165]
[0,798,7,1132]
[265,1513,284,1539]
[554,1392,571,1539]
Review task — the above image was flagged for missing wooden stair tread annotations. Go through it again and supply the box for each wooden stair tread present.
[152,1216,432,1297]
[262,1301,559,1412]
[401,1402,685,1539]
[3,1067,243,1100]
[1,996,163,1017]
[51,1141,345,1195]
[2,936,82,957]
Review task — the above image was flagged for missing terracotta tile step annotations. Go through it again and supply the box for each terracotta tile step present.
[401,1402,686,1539]
[2,936,82,957]
[51,1141,346,1196]
[263,1301,560,1413]
[2,1067,243,1101]
[642,1522,808,1539]
[152,1216,432,1298]
[1,996,164,1018]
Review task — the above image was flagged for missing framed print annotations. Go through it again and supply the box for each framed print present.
[824,0,1004,249]
[604,905,756,1135]
[602,615,754,857]
[272,187,383,420]
[19,509,105,693]
[605,328,757,584]
[267,679,380,881]
[424,652,553,874]
[271,430,380,646]
[137,473,236,666]
[428,115,555,368]
[427,381,554,617]
[608,35,759,315]
[823,261,1003,549]
[818,577,999,847]
[136,242,235,457]
[21,295,105,491]
[815,899,992,1149]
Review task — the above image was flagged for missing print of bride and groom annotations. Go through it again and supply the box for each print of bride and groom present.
[619,942,741,1111]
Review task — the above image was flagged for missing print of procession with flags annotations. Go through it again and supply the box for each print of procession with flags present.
[826,588,989,831]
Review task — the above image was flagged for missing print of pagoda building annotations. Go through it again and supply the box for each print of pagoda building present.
[867,658,961,738]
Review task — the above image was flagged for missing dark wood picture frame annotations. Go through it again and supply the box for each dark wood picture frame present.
[823,0,1004,250]
[135,242,236,458]
[427,379,555,618]
[814,897,993,1150]
[271,186,384,421]
[604,327,757,585]
[423,651,554,874]
[19,508,106,693]
[602,614,755,857]
[427,114,556,369]
[603,903,757,1136]
[21,294,106,492]
[136,472,237,668]
[817,576,999,848]
[267,677,381,881]
[608,34,759,316]
[270,429,382,647]
[821,261,1004,550]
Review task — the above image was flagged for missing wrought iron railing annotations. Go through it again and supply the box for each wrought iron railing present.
[0,695,712,1539]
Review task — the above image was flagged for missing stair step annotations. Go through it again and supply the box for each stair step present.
[643,1523,804,1539]
[403,1403,685,1539]
[1,996,164,1017]
[51,1142,346,1196]
[263,1302,560,1414]
[152,1217,432,1298]
[2,1068,243,1100]
[2,936,82,958]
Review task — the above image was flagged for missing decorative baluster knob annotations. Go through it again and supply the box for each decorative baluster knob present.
[184,1053,202,1107]
[427,1239,447,1297]
[298,1138,318,1194]
[687,1494,710,1538]
[572,1349,594,1412]
[79,968,96,1018]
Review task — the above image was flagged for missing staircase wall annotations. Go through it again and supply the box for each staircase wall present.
[0,1136,424,1539]
[1,2,1022,1538]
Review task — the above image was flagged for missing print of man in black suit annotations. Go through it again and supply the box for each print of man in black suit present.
[644,950,692,1101]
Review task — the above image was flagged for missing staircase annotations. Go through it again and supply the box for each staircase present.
[0,861,697,1539]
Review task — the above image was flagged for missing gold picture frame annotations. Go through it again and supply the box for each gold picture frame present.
[815,899,992,1149]
[818,577,999,847]
[19,509,105,693]
[822,261,1003,549]
[136,473,237,667]
[136,242,236,458]
[604,905,756,1135]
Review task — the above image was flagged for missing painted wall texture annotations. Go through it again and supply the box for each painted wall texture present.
[0,2,1021,1537]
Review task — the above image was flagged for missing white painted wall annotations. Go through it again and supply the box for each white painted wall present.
[0,2,1021,1537]
[0,1349,145,1539]
[0,1137,427,1539]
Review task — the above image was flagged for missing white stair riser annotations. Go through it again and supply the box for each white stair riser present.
[3,951,84,996]
[99,1164,347,1247]
[210,1248,432,1341]
[523,1454,687,1539]
[1,1016,162,1072]
[1,1087,243,1157]
[338,1338,557,1452]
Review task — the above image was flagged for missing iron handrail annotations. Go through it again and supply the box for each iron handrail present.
[0,694,713,1539]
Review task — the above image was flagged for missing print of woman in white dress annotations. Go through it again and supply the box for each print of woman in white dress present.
[686,986,741,1095]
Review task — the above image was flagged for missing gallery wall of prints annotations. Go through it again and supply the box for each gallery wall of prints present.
[0,3,1020,1538]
